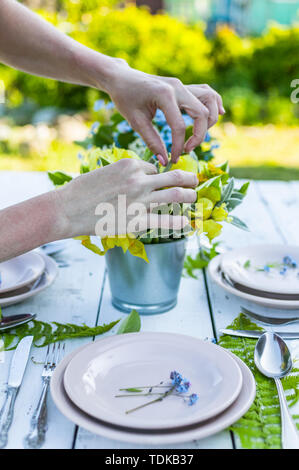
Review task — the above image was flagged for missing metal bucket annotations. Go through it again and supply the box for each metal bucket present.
[105,239,186,315]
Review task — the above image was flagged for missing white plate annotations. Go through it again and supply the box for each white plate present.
[0,252,45,294]
[63,332,242,430]
[0,254,58,307]
[209,255,299,311]
[51,343,255,445]
[221,245,299,295]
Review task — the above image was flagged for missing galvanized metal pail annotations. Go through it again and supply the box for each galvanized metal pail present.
[105,239,186,315]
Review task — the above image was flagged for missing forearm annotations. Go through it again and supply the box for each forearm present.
[0,0,116,92]
[0,191,67,262]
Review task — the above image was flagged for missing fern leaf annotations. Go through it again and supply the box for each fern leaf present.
[220,313,299,449]
[0,318,120,349]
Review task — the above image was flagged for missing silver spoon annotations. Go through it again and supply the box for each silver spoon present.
[254,332,299,449]
[0,313,36,331]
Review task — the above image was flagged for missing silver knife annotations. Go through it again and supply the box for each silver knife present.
[0,336,33,448]
[220,328,299,340]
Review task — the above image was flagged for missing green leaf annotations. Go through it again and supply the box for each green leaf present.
[185,125,193,141]
[99,156,111,167]
[117,309,141,335]
[48,171,73,187]
[239,181,250,195]
[230,216,250,231]
[93,125,115,147]
[117,131,136,148]
[243,260,251,268]
[162,161,173,173]
[183,243,219,278]
[219,178,234,205]
[230,191,245,200]
[142,148,154,161]
[74,137,93,149]
[218,160,230,173]
[196,174,223,193]
[80,163,90,174]
[110,112,125,125]
[193,147,214,162]
[122,388,143,393]
[226,196,244,211]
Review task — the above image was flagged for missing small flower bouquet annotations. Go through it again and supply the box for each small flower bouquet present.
[116,370,199,415]
[48,101,249,313]
[49,102,249,263]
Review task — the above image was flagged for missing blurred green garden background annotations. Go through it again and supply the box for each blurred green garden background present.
[0,0,298,179]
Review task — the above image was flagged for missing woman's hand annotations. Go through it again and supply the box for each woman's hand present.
[0,159,197,262]
[105,61,224,166]
[57,159,198,239]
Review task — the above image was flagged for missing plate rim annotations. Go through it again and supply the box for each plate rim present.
[208,254,299,310]
[63,331,243,430]
[50,342,256,445]
[0,251,46,294]
[220,244,299,295]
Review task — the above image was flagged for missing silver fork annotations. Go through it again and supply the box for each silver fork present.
[24,342,65,449]
[241,306,299,326]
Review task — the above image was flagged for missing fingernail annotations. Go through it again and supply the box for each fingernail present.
[221,106,226,114]
[157,154,166,166]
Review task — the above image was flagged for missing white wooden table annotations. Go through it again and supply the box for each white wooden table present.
[1,171,299,449]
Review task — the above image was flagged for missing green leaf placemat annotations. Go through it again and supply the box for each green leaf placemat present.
[219,313,299,449]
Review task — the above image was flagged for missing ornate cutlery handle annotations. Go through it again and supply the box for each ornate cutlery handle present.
[0,386,18,448]
[275,378,299,449]
[24,378,50,449]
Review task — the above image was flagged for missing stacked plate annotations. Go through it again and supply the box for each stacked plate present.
[0,251,58,307]
[208,244,299,310]
[50,332,256,445]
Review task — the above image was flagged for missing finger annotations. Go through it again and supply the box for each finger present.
[178,90,209,152]
[174,89,210,150]
[139,160,158,175]
[149,187,197,204]
[187,84,225,116]
[205,97,219,128]
[158,91,186,163]
[130,113,168,166]
[148,169,198,190]
[216,92,225,115]
[184,114,208,154]
[157,154,166,166]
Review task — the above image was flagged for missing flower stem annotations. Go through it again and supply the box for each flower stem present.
[115,392,165,398]
[116,392,194,399]
[119,385,169,391]
[125,385,176,414]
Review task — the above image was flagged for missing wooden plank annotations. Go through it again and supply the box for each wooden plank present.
[0,171,53,208]
[0,172,106,448]
[255,180,299,245]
